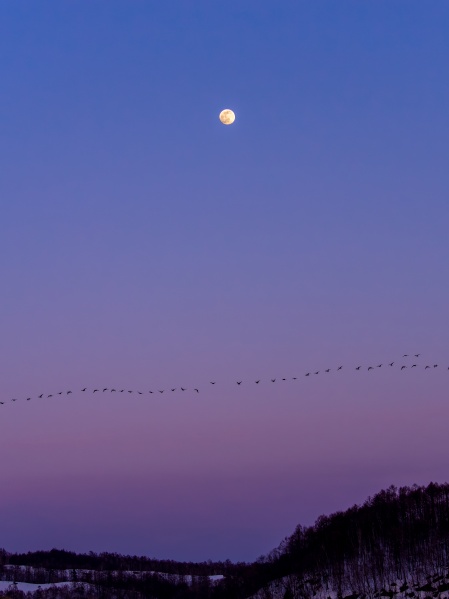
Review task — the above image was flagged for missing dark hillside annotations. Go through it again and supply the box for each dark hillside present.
[252,482,449,598]
[282,482,449,588]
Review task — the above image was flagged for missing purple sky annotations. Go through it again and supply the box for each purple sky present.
[1,1,449,562]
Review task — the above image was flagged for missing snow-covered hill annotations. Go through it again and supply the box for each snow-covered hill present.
[0,564,224,595]
[249,570,449,599]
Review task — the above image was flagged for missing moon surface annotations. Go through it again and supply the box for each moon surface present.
[219,109,235,125]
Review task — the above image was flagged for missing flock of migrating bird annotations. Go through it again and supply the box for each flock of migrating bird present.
[1,353,447,407]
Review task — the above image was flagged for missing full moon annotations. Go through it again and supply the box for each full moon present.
[219,109,235,125]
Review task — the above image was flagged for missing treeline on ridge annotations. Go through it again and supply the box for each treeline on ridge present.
[267,482,449,594]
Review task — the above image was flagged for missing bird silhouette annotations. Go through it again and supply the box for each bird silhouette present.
[403,354,409,357]
[81,388,87,392]
[271,379,276,382]
[338,366,343,370]
[158,390,164,394]
[425,366,430,369]
[377,364,382,368]
[210,382,216,385]
[128,390,132,393]
[434,364,438,368]
[412,364,417,368]
[58,392,63,395]
[368,366,374,371]
[194,388,199,393]
[325,369,330,373]
[237,381,242,385]
[47,394,53,398]
[111,389,116,392]
[292,377,297,380]
[314,371,319,375]
[38,394,43,398]
[11,398,17,402]
[149,390,153,393]
[305,373,310,376]
[93,389,99,393]
[103,388,108,392]
[401,366,407,370]
[389,362,394,366]
[356,366,361,370]
[0,402,4,405]
[171,388,176,392]
[181,387,186,391]
[415,354,421,357]
[255,380,260,383]
[138,391,143,394]
[282,378,286,381]
[120,389,125,392]
[67,391,72,395]
[26,398,31,401]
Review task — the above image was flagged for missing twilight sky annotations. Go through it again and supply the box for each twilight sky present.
[1,1,449,563]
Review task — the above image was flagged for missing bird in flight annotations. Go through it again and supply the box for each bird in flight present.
[377,364,382,368]
[111,389,116,392]
[271,379,276,382]
[26,398,31,401]
[158,390,164,394]
[403,354,409,357]
[47,394,53,398]
[356,366,361,370]
[389,362,394,366]
[255,380,260,383]
[401,366,407,370]
[103,388,108,392]
[314,371,319,375]
[210,381,216,385]
[412,364,417,368]
[292,377,297,380]
[67,391,72,395]
[81,388,87,392]
[368,366,374,371]
[415,354,420,357]
[338,366,343,370]
[93,389,99,393]
[38,394,43,398]
[181,387,186,391]
[325,369,330,373]
[425,366,430,369]
[171,388,176,392]
[194,389,199,393]
[237,381,242,385]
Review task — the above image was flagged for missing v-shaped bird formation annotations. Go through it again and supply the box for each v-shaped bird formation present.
[1,353,447,407]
